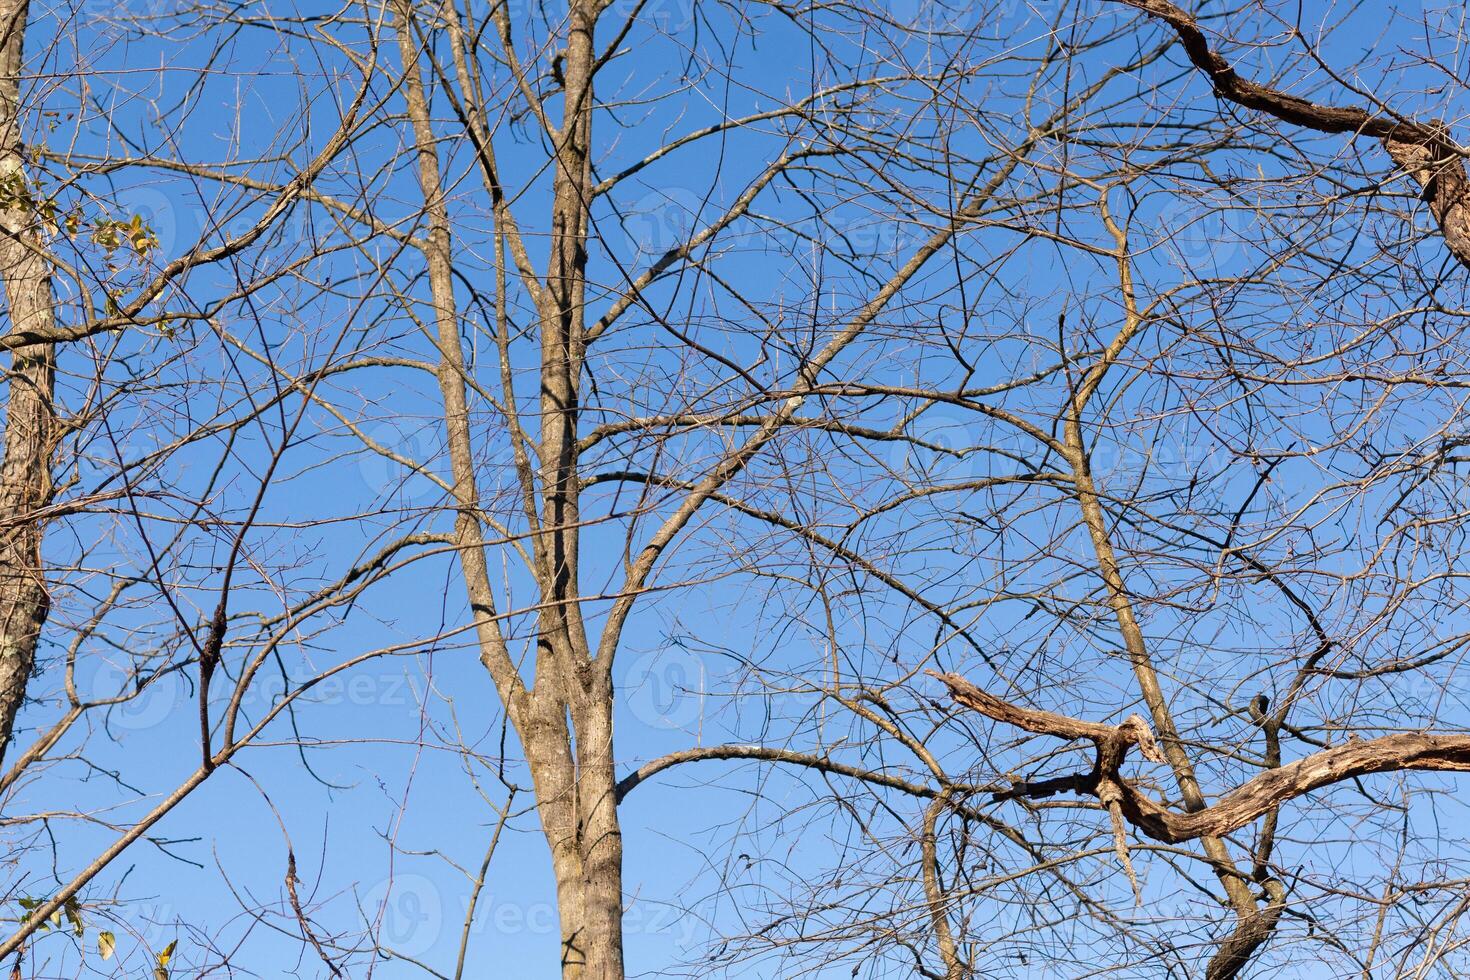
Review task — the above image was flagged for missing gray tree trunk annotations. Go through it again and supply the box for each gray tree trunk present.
[0,0,55,771]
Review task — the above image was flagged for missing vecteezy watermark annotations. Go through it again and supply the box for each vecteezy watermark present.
[1158,195,1253,277]
[621,183,921,265]
[457,894,702,948]
[86,659,183,732]
[355,418,445,508]
[363,873,444,959]
[1418,0,1463,27]
[883,0,975,33]
[97,898,181,952]
[602,0,696,34]
[83,658,419,733]
[881,0,1033,35]
[77,0,193,33]
[885,407,984,486]
[623,642,706,729]
[625,186,707,257]
[113,186,180,260]
[1083,431,1230,488]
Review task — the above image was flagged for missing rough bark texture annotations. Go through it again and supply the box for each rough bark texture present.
[1204,879,1287,980]
[0,0,54,771]
[535,1,626,968]
[1110,0,1470,271]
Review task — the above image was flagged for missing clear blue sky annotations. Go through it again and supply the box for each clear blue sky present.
[7,0,1470,977]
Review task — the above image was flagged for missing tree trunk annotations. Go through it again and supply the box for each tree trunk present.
[0,0,54,770]
[390,4,622,973]
[525,0,624,973]
[570,682,625,979]
[525,684,626,979]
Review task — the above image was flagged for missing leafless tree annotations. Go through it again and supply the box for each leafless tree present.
[0,2,439,974]
[8,2,1470,979]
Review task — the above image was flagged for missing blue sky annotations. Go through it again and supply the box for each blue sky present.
[6,0,1470,977]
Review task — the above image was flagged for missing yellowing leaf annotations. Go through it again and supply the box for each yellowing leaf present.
[98,931,115,961]
[157,939,177,966]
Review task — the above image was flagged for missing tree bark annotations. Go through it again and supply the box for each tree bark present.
[526,0,626,972]
[0,0,54,770]
[934,669,1470,843]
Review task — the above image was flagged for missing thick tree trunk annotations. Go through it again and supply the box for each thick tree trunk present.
[0,0,54,770]
[526,1,624,974]
[570,684,625,979]
[526,685,625,980]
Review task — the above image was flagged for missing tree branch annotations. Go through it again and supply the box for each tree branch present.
[1109,0,1470,270]
[934,670,1470,846]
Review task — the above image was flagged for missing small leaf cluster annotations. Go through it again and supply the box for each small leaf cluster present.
[0,172,159,259]
[14,895,179,970]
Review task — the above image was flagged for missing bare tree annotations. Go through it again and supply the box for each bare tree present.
[354,2,1176,975]
[8,2,1470,979]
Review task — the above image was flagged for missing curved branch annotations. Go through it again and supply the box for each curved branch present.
[1109,0,1470,270]
[935,670,1470,847]
[1122,732,1470,844]
[614,743,976,804]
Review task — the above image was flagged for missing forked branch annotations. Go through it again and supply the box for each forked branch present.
[932,671,1470,844]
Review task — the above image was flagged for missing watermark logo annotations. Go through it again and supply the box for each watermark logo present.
[1159,196,1252,276]
[114,186,180,261]
[625,186,706,257]
[624,643,706,729]
[1419,0,1463,26]
[87,659,182,732]
[83,659,418,732]
[77,0,189,32]
[885,407,983,486]
[882,0,1033,35]
[363,874,443,959]
[603,0,696,34]
[355,419,443,508]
